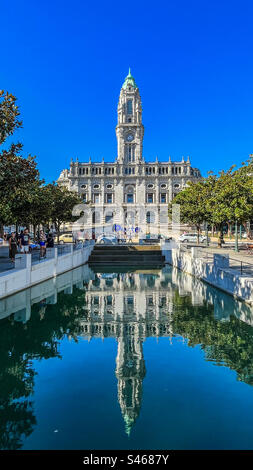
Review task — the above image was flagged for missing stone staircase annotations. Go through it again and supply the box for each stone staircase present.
[88,244,165,268]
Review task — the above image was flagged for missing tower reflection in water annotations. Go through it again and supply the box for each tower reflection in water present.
[0,265,253,447]
[82,270,175,434]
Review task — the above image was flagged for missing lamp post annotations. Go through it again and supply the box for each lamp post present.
[205,221,209,247]
[235,220,239,253]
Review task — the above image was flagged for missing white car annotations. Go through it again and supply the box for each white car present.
[179,233,208,243]
[96,235,118,245]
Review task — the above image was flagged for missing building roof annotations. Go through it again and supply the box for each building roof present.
[122,68,137,90]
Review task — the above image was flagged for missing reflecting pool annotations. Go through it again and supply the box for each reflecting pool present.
[0,265,253,450]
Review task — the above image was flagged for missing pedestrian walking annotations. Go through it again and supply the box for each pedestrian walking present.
[19,228,30,254]
[46,232,54,248]
[39,230,47,258]
[9,232,18,262]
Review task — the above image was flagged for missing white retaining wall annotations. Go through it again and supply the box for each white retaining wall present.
[162,242,253,305]
[0,242,94,300]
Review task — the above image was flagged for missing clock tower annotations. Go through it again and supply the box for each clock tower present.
[116,69,144,164]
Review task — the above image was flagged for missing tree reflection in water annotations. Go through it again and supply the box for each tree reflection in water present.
[0,287,88,449]
[171,291,253,385]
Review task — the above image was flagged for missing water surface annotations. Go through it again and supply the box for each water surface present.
[0,265,253,450]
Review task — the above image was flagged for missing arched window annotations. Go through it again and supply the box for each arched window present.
[146,211,155,224]
[105,211,113,223]
[127,100,133,115]
[92,211,100,224]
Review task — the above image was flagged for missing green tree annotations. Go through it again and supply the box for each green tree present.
[169,176,215,243]
[170,160,253,247]
[44,183,82,241]
[0,91,40,235]
[0,90,22,144]
[206,165,253,246]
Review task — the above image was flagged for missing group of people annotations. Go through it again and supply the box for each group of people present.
[8,229,55,262]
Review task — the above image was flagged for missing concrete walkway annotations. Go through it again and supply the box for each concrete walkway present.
[186,244,253,276]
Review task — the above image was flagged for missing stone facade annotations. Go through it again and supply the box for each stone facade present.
[58,69,201,236]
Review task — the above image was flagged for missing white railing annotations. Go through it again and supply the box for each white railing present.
[0,241,95,299]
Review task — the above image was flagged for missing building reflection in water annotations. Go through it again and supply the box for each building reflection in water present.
[81,270,175,434]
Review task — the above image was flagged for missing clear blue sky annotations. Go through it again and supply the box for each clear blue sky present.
[1,0,252,182]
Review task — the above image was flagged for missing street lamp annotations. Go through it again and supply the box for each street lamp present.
[205,221,209,247]
[234,220,239,252]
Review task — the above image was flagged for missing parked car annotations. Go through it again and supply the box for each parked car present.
[96,235,118,245]
[58,233,85,244]
[149,234,167,239]
[179,233,209,243]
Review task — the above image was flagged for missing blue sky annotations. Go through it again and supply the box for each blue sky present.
[1,0,253,182]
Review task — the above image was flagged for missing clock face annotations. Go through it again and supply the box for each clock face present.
[126,134,134,142]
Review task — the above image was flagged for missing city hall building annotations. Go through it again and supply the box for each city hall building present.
[58,69,201,237]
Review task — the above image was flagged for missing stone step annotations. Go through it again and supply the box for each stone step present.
[89,255,165,262]
[93,245,161,251]
[92,249,162,255]
[88,261,164,267]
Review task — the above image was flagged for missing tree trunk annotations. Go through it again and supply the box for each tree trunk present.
[228,222,231,239]
[217,224,222,248]
[197,226,200,245]
[33,224,37,241]
[0,222,4,238]
[56,221,60,244]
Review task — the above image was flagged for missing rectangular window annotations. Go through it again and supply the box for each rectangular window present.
[126,296,134,305]
[147,193,153,203]
[83,193,87,202]
[127,100,133,115]
[106,295,113,306]
[106,193,112,204]
[161,193,166,203]
[128,146,131,161]
[127,194,133,203]
[93,296,99,306]
[94,193,99,204]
